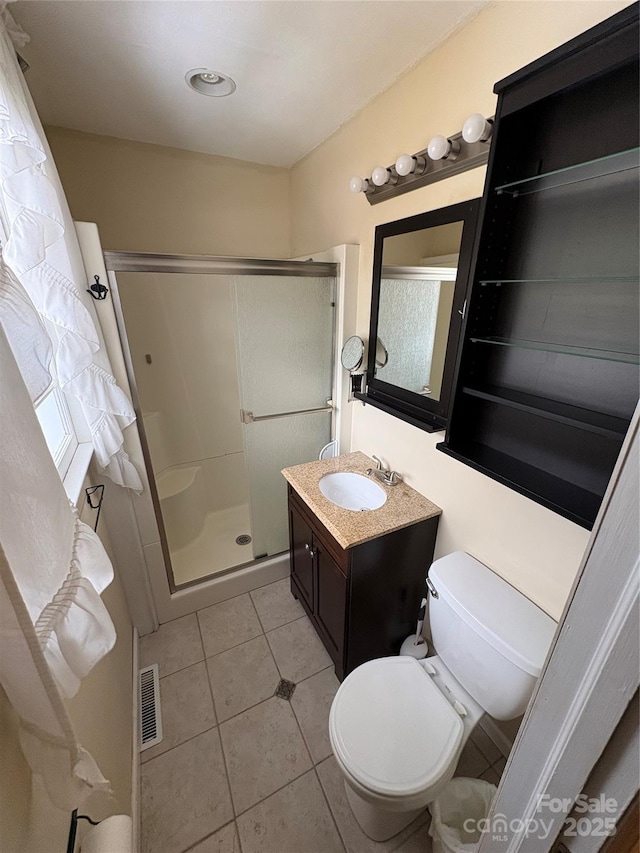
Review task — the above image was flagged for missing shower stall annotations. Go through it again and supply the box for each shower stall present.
[104,253,338,590]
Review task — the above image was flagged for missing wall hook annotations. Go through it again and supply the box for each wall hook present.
[66,809,100,853]
[85,484,105,531]
[87,274,109,300]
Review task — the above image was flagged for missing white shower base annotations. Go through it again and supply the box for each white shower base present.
[157,465,206,550]
[170,502,254,587]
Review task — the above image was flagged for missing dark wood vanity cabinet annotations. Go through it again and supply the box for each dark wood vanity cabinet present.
[289,497,347,666]
[439,6,639,529]
[289,503,317,613]
[287,485,439,680]
[313,540,348,667]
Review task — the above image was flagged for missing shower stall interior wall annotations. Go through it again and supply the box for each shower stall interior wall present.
[113,261,336,589]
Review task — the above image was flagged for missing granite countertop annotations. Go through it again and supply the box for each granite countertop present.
[282,451,442,549]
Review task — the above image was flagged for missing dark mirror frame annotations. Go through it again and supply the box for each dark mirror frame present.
[356,198,480,432]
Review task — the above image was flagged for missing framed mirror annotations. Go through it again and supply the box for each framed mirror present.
[358,199,480,432]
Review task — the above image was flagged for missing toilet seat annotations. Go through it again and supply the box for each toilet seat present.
[329,657,464,800]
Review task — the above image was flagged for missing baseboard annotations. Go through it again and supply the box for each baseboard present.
[131,626,140,853]
[158,551,290,622]
[479,715,514,758]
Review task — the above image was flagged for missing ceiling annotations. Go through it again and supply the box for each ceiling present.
[12,1,486,168]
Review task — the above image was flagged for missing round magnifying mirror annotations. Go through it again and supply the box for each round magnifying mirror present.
[375,338,388,369]
[341,335,364,372]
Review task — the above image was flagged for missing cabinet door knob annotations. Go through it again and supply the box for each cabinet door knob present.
[305,543,310,550]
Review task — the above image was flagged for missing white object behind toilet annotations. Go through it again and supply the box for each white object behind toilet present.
[80,815,133,852]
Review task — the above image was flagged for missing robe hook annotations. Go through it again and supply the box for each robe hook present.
[87,274,109,300]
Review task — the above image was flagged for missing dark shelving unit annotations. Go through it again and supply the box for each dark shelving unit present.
[439,5,639,529]
[460,386,629,440]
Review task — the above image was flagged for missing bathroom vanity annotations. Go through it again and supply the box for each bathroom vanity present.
[282,452,441,680]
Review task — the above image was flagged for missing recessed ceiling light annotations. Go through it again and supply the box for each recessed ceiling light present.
[185,68,236,97]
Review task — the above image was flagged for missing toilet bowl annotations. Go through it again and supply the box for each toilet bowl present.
[329,654,483,841]
[328,551,557,841]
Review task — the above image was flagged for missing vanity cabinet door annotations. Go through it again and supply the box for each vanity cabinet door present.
[314,541,347,673]
[289,502,315,613]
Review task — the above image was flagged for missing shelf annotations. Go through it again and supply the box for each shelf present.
[479,276,638,286]
[494,147,639,197]
[353,391,444,434]
[469,336,640,365]
[437,440,601,528]
[461,385,629,440]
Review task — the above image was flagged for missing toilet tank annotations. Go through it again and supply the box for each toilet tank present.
[428,552,557,720]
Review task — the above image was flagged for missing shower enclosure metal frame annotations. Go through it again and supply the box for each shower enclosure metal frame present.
[104,251,339,593]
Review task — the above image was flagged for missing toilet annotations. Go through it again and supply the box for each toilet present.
[328,551,557,841]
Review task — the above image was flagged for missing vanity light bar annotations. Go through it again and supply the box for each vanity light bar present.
[350,114,493,205]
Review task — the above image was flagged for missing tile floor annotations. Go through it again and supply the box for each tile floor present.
[140,578,507,853]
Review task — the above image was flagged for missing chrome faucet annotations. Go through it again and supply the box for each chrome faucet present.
[365,455,403,486]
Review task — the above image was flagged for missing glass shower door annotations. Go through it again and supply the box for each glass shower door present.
[233,275,335,558]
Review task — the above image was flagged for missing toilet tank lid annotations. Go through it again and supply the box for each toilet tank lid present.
[429,552,557,677]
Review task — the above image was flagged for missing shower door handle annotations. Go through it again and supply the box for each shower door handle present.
[240,401,333,424]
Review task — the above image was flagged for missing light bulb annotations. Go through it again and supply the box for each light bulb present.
[349,176,370,194]
[395,153,427,177]
[395,154,415,176]
[371,166,391,186]
[462,113,492,144]
[427,134,460,161]
[186,68,236,97]
[198,72,222,85]
[427,135,451,160]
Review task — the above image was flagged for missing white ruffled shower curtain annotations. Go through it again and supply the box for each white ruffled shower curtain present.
[0,5,141,491]
[0,324,115,807]
[0,7,139,809]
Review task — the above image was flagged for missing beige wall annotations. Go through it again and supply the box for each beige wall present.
[0,482,134,852]
[45,126,291,258]
[289,0,629,619]
[69,482,134,821]
[381,221,463,266]
[0,685,31,851]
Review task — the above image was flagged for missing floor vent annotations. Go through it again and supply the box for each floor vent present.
[236,534,252,545]
[139,664,163,751]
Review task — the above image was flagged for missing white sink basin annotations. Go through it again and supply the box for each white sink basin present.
[319,472,387,512]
